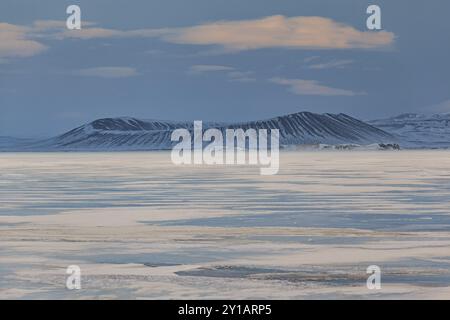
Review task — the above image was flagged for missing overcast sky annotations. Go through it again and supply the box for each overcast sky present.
[1,0,449,137]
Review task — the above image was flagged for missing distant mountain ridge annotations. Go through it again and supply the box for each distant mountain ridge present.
[5,111,395,151]
[0,136,36,149]
[369,113,450,148]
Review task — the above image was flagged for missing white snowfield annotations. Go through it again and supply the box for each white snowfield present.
[369,113,450,148]
[1,151,450,299]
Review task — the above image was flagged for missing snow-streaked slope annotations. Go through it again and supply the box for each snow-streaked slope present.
[369,113,450,148]
[231,112,394,146]
[4,112,396,151]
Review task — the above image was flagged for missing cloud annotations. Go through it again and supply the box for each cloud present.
[32,20,69,31]
[35,15,394,51]
[270,77,364,96]
[227,71,256,82]
[0,23,47,58]
[33,20,97,32]
[307,59,353,69]
[31,20,128,40]
[0,14,395,60]
[189,65,234,73]
[188,65,256,82]
[162,15,395,51]
[54,26,167,40]
[73,67,139,78]
[303,56,320,63]
[56,28,128,40]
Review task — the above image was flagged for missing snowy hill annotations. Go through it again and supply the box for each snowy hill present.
[369,113,450,148]
[1,112,396,151]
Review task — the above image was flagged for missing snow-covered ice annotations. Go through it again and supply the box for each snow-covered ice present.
[1,151,450,299]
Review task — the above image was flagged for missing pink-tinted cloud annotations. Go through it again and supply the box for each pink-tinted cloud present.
[74,67,139,78]
[0,23,47,58]
[0,14,395,60]
[270,77,365,96]
[38,15,395,52]
[163,15,395,51]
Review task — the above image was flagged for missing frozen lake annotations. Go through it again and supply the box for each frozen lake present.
[1,151,450,299]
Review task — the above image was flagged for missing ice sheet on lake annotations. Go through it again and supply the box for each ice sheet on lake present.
[1,151,450,299]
